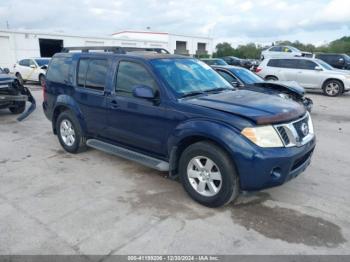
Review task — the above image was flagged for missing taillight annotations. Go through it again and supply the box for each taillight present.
[255,67,262,73]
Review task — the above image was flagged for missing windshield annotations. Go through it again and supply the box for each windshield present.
[35,59,50,67]
[231,67,264,84]
[151,58,233,97]
[316,59,334,70]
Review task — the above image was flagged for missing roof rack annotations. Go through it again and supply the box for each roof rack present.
[61,46,170,54]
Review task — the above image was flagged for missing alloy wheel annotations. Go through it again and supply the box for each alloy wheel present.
[187,156,222,197]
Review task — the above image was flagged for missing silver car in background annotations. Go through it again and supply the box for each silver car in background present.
[261,46,313,60]
[256,57,350,96]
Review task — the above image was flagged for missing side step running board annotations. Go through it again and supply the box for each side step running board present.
[86,139,169,172]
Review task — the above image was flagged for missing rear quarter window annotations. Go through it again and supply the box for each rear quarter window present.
[46,57,72,84]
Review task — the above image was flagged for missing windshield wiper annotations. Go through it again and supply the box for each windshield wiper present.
[204,87,234,93]
[181,91,205,98]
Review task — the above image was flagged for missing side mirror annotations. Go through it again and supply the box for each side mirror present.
[132,85,156,99]
[338,58,345,64]
[3,68,10,74]
[315,66,323,71]
[30,64,36,69]
[231,81,240,88]
[41,65,48,70]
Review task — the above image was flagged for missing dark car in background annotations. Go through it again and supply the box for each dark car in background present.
[212,65,313,112]
[221,56,253,70]
[315,53,350,70]
[201,58,228,66]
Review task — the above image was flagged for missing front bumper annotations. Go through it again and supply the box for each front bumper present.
[233,136,316,191]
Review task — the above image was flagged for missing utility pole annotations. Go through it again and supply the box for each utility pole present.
[6,21,10,29]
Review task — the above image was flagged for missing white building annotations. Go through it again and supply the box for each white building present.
[112,30,213,57]
[0,29,213,69]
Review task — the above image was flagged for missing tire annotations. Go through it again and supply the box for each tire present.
[56,111,86,153]
[16,73,24,85]
[179,141,239,207]
[322,80,344,97]
[9,101,26,114]
[265,76,278,81]
[39,74,45,87]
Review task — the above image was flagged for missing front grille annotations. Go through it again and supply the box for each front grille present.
[274,113,314,147]
[277,126,290,145]
[293,115,310,139]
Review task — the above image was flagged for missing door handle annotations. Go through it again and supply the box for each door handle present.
[109,100,119,109]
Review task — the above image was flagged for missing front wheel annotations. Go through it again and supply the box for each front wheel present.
[179,141,239,207]
[322,80,343,97]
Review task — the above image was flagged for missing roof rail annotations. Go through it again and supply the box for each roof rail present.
[61,46,170,54]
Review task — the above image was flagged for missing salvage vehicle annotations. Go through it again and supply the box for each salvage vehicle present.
[315,53,350,70]
[256,57,350,96]
[212,65,313,112]
[220,56,253,70]
[0,67,36,121]
[43,46,316,207]
[13,58,50,86]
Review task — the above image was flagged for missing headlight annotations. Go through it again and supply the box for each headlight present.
[241,125,284,148]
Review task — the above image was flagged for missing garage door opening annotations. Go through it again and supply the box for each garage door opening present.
[39,39,63,57]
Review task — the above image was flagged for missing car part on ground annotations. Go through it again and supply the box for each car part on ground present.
[43,46,316,207]
[0,70,36,121]
[255,57,350,96]
[212,65,313,112]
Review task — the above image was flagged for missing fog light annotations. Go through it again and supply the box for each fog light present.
[271,167,282,180]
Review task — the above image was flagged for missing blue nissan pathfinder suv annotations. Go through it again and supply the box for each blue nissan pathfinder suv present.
[43,47,316,207]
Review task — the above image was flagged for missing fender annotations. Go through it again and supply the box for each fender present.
[167,119,257,177]
[52,94,87,135]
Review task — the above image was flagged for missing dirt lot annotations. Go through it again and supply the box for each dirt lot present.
[0,86,350,256]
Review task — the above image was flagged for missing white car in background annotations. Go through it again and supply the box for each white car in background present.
[261,46,312,60]
[13,58,51,86]
[255,57,350,96]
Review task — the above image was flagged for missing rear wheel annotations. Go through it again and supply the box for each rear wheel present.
[179,141,239,207]
[16,73,24,85]
[39,74,45,87]
[322,80,343,97]
[9,101,26,114]
[56,111,86,153]
[265,76,278,81]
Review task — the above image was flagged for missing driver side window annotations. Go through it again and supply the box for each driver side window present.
[217,70,237,84]
[115,61,158,97]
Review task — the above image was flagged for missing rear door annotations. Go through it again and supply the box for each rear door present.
[267,59,300,81]
[105,59,168,156]
[73,56,110,136]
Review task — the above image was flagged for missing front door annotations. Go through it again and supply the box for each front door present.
[295,59,322,89]
[105,60,168,156]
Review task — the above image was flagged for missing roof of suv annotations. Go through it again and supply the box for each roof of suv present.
[54,51,188,61]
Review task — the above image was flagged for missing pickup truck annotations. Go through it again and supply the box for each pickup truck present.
[43,47,316,207]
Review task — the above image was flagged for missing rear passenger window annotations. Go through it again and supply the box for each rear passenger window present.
[268,59,298,69]
[19,59,30,67]
[77,59,108,91]
[116,61,157,97]
[77,59,89,86]
[46,57,71,84]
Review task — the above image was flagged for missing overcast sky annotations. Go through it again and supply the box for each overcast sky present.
[1,0,350,47]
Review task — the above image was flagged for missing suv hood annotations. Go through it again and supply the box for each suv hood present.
[185,90,306,125]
